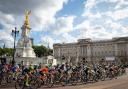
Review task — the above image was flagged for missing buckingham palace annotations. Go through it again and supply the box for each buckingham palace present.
[53,37,128,65]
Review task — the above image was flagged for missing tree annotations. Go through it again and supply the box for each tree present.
[0,48,13,57]
[0,48,3,56]
[48,49,53,55]
[32,45,53,57]
[0,45,53,58]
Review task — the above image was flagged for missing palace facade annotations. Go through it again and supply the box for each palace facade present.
[53,37,128,65]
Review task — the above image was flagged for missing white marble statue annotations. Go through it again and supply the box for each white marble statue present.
[15,10,36,58]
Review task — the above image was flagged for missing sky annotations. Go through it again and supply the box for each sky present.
[0,0,128,48]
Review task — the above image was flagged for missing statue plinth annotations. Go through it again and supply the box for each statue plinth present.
[15,28,36,57]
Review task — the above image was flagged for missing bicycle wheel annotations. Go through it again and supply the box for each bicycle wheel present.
[32,78,42,89]
[46,77,54,88]
[0,76,2,85]
[6,75,12,83]
[100,74,105,81]
[60,77,67,86]
[15,79,24,89]
[70,77,78,85]
[36,78,42,88]
[29,79,38,89]
[81,76,88,84]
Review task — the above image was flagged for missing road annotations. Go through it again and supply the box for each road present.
[1,70,128,89]
[40,74,128,89]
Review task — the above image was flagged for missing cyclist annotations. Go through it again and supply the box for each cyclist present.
[39,66,49,82]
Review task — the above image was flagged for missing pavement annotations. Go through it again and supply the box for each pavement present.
[1,69,128,89]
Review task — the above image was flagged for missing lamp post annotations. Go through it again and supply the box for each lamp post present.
[12,27,19,66]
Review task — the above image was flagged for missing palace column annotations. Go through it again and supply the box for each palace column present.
[87,44,91,62]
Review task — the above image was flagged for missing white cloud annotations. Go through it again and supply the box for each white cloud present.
[0,31,14,48]
[61,33,77,43]
[40,20,77,47]
[85,0,96,9]
[0,11,15,30]
[114,0,128,9]
[77,24,112,39]
[0,12,14,24]
[41,33,77,48]
[0,0,69,47]
[0,0,68,15]
[41,36,54,48]
[31,0,68,31]
[75,16,128,40]
[75,20,90,31]
[75,0,128,41]
[82,10,101,19]
[106,8,128,21]
[84,0,128,21]
[0,11,16,48]
[52,16,75,35]
[105,20,121,30]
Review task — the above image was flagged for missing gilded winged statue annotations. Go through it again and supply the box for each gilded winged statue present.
[24,10,31,29]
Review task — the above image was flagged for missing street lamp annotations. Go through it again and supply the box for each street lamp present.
[11,27,19,66]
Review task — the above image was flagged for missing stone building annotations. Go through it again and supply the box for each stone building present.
[53,37,128,65]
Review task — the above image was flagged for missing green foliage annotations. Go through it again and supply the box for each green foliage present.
[32,45,53,57]
[0,45,53,58]
[0,48,13,57]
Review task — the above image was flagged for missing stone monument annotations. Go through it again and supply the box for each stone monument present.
[15,10,36,57]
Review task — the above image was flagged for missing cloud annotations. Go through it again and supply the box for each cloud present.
[82,11,101,18]
[85,0,97,9]
[0,0,69,31]
[105,20,121,30]
[75,0,128,40]
[114,0,128,9]
[0,12,14,24]
[61,33,77,43]
[0,0,68,15]
[75,20,90,31]
[31,0,69,31]
[51,16,75,35]
[41,36,54,48]
[83,0,128,20]
[40,33,77,48]
[0,11,15,31]
[105,8,128,21]
[0,11,15,48]
[0,0,69,47]
[0,31,14,48]
[75,20,112,39]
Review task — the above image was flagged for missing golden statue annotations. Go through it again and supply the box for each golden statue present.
[21,10,31,37]
[24,10,31,29]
